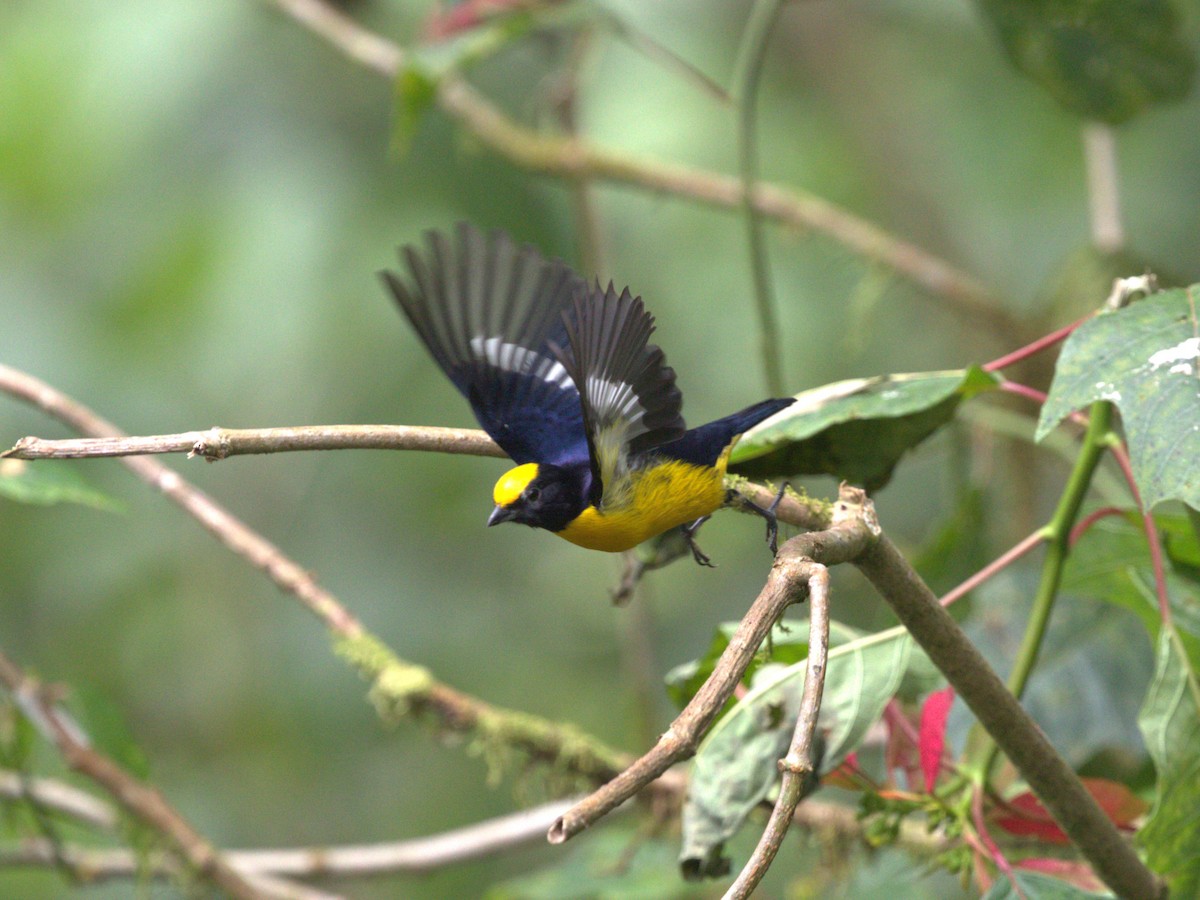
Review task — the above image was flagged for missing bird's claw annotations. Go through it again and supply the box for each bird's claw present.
[730,482,788,557]
[683,515,715,567]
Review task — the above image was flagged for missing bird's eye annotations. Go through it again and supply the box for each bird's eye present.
[525,487,541,502]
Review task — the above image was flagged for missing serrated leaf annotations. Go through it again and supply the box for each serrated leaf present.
[977,0,1196,124]
[0,458,121,511]
[680,626,936,870]
[1037,288,1200,510]
[982,869,1114,899]
[1136,629,1200,896]
[730,368,998,489]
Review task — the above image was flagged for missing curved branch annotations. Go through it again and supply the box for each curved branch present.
[268,0,1015,336]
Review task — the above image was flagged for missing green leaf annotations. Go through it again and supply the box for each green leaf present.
[977,0,1196,124]
[391,62,441,157]
[1062,512,1200,662]
[680,626,938,872]
[730,368,999,490]
[982,869,1113,899]
[0,459,121,511]
[1037,287,1200,510]
[663,619,848,711]
[1137,629,1200,896]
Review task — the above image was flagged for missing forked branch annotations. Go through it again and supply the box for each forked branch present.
[548,485,875,844]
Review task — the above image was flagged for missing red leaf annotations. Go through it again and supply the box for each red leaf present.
[995,778,1148,844]
[918,686,954,791]
[1016,858,1106,893]
[822,753,862,790]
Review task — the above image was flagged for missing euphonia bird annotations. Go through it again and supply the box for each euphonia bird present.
[381,223,794,564]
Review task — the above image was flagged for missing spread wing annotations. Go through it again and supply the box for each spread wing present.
[381,222,590,466]
[557,283,685,506]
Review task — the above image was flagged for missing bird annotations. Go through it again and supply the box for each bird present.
[380,222,794,565]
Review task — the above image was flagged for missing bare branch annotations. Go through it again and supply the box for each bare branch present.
[549,485,875,844]
[726,564,830,899]
[268,0,1015,336]
[0,770,117,830]
[5,424,504,461]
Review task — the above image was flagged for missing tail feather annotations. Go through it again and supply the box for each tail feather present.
[656,397,793,467]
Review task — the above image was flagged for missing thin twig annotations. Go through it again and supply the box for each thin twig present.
[1105,440,1172,627]
[549,485,876,844]
[725,565,831,899]
[267,0,1013,335]
[0,770,117,831]
[734,0,788,395]
[0,652,270,900]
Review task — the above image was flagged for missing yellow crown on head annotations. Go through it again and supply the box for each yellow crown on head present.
[493,463,540,507]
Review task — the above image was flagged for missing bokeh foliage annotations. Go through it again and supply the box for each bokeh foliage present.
[2,1,1199,897]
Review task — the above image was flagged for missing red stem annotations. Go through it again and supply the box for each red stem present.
[1069,507,1127,547]
[972,785,1023,896]
[984,315,1092,373]
[938,530,1047,609]
[997,380,1048,405]
[1106,442,1172,626]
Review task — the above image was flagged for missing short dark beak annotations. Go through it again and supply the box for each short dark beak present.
[487,505,516,527]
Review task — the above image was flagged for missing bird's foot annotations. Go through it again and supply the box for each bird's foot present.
[730,483,788,556]
[683,515,715,567]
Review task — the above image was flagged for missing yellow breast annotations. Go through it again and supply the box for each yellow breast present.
[555,457,728,552]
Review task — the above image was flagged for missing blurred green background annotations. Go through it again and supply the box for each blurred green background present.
[2,0,1198,897]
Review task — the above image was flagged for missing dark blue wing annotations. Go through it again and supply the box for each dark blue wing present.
[381,223,590,466]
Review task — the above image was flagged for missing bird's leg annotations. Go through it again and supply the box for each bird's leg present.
[729,483,788,555]
[682,515,715,567]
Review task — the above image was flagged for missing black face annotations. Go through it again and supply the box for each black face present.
[488,464,588,533]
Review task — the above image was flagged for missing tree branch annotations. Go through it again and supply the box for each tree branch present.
[726,563,830,899]
[267,0,1017,337]
[0,651,271,900]
[549,485,875,844]
[4,424,504,461]
[854,536,1165,900]
[0,364,627,790]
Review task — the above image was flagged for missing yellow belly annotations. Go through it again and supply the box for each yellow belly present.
[554,458,728,552]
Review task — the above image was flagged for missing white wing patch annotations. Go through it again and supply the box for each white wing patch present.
[585,374,646,429]
[470,336,575,389]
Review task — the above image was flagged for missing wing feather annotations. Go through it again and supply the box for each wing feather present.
[559,283,685,504]
[382,223,589,466]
